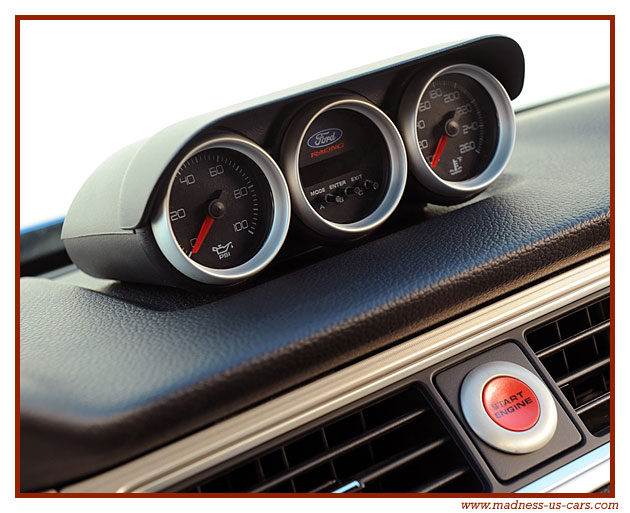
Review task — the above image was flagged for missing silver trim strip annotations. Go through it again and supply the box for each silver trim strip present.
[517,443,610,493]
[461,362,558,454]
[63,254,610,493]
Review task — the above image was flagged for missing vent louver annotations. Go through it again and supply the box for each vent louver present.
[525,296,610,436]
[177,386,483,493]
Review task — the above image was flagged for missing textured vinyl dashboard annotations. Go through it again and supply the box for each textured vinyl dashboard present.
[19,88,610,491]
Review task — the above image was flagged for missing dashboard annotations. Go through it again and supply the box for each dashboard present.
[19,35,611,494]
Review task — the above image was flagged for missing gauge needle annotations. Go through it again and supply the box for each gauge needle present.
[191,216,215,255]
[430,134,450,169]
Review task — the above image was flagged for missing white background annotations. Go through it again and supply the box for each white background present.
[18,19,609,229]
[4,1,627,513]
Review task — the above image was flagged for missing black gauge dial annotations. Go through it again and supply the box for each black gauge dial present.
[298,109,390,224]
[167,148,273,270]
[417,73,499,182]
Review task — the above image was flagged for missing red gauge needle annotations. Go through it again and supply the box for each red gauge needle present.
[191,216,215,254]
[430,134,449,169]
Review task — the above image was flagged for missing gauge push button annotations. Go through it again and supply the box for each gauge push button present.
[460,362,557,454]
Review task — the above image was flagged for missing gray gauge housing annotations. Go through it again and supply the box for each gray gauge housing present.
[61,36,524,288]
[398,64,516,204]
[280,97,407,239]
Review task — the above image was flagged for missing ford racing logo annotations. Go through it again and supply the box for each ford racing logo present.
[307,128,343,149]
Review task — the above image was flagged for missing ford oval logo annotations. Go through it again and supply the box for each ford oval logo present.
[306,128,343,149]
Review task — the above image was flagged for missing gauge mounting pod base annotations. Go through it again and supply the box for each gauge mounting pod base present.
[281,97,407,240]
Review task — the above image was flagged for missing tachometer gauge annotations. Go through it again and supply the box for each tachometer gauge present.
[152,135,290,285]
[399,64,515,204]
[281,97,407,240]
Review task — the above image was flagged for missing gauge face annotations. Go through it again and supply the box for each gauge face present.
[167,147,273,270]
[298,109,390,224]
[416,73,499,182]
[281,98,406,239]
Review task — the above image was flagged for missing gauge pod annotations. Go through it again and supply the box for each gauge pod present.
[61,40,524,289]
[281,97,407,240]
[398,64,516,204]
[151,135,291,285]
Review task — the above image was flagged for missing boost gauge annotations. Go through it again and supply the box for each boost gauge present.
[152,135,290,285]
[281,97,407,239]
[399,64,515,204]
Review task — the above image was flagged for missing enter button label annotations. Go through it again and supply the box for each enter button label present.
[482,376,541,432]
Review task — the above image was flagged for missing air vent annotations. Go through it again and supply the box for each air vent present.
[176,386,483,493]
[525,296,610,436]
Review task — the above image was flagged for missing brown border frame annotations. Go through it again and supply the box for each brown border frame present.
[15,14,615,499]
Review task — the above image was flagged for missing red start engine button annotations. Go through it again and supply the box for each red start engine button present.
[482,376,541,432]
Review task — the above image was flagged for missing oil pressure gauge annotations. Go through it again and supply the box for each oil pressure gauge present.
[281,97,407,240]
[399,64,515,204]
[151,135,291,285]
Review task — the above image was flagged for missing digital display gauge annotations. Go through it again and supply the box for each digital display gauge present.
[152,136,290,285]
[399,64,515,204]
[299,109,389,223]
[281,98,407,239]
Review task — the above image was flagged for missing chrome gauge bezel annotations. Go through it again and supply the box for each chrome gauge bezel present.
[399,63,516,200]
[151,135,291,285]
[281,97,407,239]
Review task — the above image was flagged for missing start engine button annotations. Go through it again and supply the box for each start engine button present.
[460,361,557,454]
[482,376,540,432]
